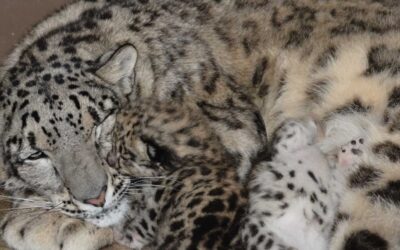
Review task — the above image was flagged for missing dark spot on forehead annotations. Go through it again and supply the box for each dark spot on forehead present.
[67,76,78,82]
[31,111,40,123]
[69,95,81,109]
[68,84,79,90]
[54,74,65,85]
[11,80,20,87]
[64,47,77,54]
[25,80,36,87]
[47,54,58,62]
[17,89,30,98]
[11,102,17,113]
[42,74,52,82]
[19,100,30,110]
[41,127,52,138]
[21,112,29,129]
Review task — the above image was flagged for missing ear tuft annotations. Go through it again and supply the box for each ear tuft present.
[96,44,138,98]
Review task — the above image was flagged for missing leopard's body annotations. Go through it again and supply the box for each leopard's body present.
[1,0,400,249]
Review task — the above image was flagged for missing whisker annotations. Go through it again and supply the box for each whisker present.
[119,185,137,199]
[128,183,166,186]
[123,176,169,179]
[125,187,147,191]
[0,195,52,204]
[124,192,144,196]
[128,184,166,188]
[0,206,53,211]
[123,177,176,183]
[0,200,53,206]
[126,188,148,194]
[29,202,63,220]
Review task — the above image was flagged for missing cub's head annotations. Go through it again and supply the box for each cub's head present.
[109,99,233,178]
[0,44,138,227]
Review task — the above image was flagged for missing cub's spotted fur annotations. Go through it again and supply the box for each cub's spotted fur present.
[243,119,366,250]
[109,99,246,249]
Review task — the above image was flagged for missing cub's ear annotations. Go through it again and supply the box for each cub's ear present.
[96,44,138,103]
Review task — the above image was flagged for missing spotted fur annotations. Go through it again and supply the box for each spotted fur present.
[2,0,400,249]
[0,0,267,248]
[242,119,369,250]
[0,207,114,250]
[109,99,247,249]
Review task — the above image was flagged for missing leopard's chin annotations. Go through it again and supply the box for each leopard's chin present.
[86,198,130,227]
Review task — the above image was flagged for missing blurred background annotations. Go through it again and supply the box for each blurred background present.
[0,0,72,62]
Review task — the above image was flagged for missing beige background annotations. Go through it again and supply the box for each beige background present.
[0,0,73,62]
[0,1,128,249]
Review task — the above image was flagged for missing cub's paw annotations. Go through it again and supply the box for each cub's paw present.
[272,118,317,154]
[337,137,365,168]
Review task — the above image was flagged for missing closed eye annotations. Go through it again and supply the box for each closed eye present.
[141,136,178,170]
[25,151,48,161]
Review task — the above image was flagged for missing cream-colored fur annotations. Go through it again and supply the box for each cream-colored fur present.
[1,210,113,250]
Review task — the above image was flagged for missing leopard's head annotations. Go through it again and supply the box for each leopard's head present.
[0,44,138,227]
[109,99,233,178]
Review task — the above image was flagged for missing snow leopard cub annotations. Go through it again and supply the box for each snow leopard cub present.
[242,119,366,250]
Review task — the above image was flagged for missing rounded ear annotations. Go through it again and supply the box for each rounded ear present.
[96,44,138,103]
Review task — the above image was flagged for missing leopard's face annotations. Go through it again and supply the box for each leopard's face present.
[0,44,138,227]
[109,99,232,179]
[110,100,247,249]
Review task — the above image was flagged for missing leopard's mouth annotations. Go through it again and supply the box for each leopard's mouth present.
[83,177,132,227]
[85,197,130,227]
[57,175,132,227]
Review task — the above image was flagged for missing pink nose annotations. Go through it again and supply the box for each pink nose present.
[84,188,106,207]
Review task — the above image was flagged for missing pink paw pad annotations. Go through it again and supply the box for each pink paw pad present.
[337,138,365,168]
